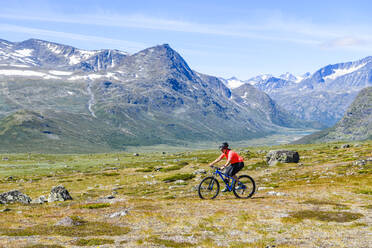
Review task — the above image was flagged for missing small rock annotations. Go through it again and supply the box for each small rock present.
[109,210,129,218]
[162,152,166,154]
[0,208,11,212]
[155,167,163,171]
[341,144,350,148]
[266,191,288,196]
[169,185,183,189]
[0,190,32,204]
[31,195,47,204]
[106,195,115,199]
[6,176,13,181]
[133,153,139,156]
[174,180,185,184]
[55,217,84,227]
[278,213,289,218]
[353,160,366,166]
[48,185,72,202]
[2,157,8,161]
[193,169,207,175]
[145,181,158,185]
[354,144,361,147]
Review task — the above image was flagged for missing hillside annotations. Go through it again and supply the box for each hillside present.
[229,57,372,127]
[0,141,371,247]
[0,39,307,152]
[293,87,372,144]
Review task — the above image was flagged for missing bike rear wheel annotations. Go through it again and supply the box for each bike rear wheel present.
[233,175,255,199]
[198,176,220,199]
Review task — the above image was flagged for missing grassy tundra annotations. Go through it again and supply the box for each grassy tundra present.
[0,141,371,247]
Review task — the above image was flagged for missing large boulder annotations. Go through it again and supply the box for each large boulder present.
[266,150,300,165]
[0,190,32,204]
[48,185,72,202]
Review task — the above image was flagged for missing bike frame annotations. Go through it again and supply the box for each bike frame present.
[213,168,236,191]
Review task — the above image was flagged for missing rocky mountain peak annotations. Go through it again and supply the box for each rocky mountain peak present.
[128,44,195,80]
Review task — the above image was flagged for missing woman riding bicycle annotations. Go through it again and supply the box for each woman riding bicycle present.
[208,142,245,192]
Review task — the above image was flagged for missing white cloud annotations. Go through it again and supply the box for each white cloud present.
[0,24,148,52]
[0,13,321,45]
[1,12,372,51]
[322,37,367,48]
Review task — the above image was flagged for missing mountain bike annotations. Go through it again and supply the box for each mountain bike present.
[198,166,255,199]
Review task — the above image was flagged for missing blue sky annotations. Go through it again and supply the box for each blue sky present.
[1,0,372,79]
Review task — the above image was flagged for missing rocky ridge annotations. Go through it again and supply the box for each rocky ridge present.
[293,87,372,144]
[226,57,372,127]
[0,39,305,152]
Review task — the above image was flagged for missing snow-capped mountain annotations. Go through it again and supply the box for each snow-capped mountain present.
[278,72,298,82]
[224,56,372,127]
[219,77,245,89]
[268,56,372,126]
[0,38,305,152]
[246,74,273,85]
[298,56,372,91]
[0,38,128,72]
[222,72,310,94]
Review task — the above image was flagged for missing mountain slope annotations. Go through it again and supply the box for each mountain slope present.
[231,83,314,128]
[293,87,372,144]
[238,57,372,127]
[0,110,136,153]
[0,39,305,152]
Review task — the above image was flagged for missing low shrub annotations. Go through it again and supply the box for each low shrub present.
[285,210,363,223]
[80,203,111,209]
[163,173,195,183]
[0,221,130,237]
[102,172,120,176]
[73,238,115,246]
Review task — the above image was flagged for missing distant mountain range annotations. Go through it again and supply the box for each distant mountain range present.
[224,56,372,127]
[293,87,372,144]
[0,38,306,153]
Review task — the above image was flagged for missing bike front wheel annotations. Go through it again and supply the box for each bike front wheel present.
[233,175,255,199]
[198,176,220,200]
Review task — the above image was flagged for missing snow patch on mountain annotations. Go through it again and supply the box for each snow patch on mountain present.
[226,77,245,89]
[49,70,73,76]
[294,72,311,83]
[14,49,33,57]
[46,43,62,54]
[0,69,60,79]
[279,72,297,82]
[323,63,367,81]
[67,50,97,65]
[68,54,84,65]
[68,72,119,81]
[0,64,30,68]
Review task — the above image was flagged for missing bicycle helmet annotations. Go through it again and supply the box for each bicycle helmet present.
[219,142,229,150]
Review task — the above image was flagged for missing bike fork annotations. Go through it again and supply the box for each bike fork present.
[208,177,216,190]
